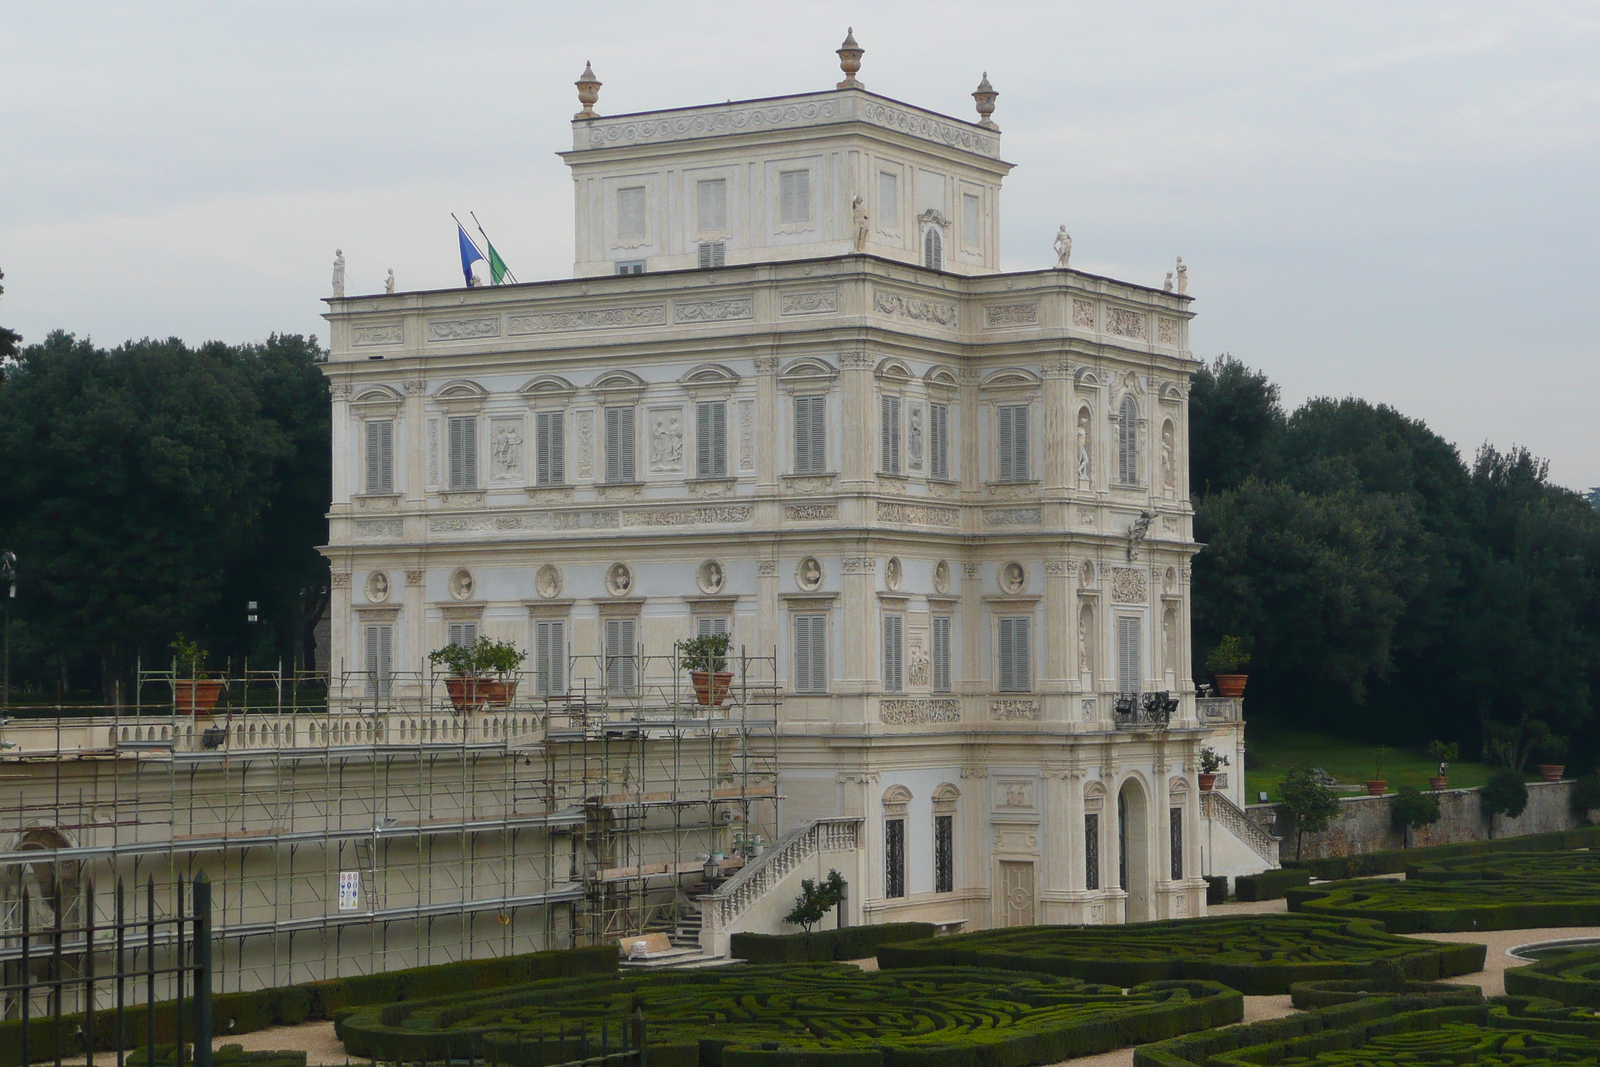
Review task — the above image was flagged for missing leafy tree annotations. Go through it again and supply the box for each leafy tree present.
[783,869,845,933]
[1279,766,1342,860]
[0,268,20,362]
[1479,768,1529,835]
[1569,775,1600,823]
[1188,354,1283,497]
[1390,784,1441,846]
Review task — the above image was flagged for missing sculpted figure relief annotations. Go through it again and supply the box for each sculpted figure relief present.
[1053,226,1072,269]
[384,268,395,294]
[1076,407,1092,482]
[908,406,923,468]
[331,249,346,297]
[852,195,869,252]
[650,410,683,470]
[1175,256,1188,294]
[492,421,523,478]
[1160,421,1176,491]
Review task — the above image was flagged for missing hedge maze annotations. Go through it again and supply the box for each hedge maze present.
[1407,849,1600,883]
[874,915,1483,995]
[1137,995,1600,1067]
[334,963,1243,1067]
[1505,946,1600,1007]
[1292,873,1600,932]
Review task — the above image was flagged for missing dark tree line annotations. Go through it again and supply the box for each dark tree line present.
[0,328,330,705]
[1190,356,1600,770]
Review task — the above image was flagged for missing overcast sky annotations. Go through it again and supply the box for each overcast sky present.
[2,2,1595,489]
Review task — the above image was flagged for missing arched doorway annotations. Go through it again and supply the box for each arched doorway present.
[1117,779,1151,922]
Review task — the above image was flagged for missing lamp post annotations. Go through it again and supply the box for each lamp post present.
[0,552,15,712]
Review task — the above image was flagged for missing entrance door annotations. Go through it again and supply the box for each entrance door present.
[1117,780,1151,922]
[999,861,1035,926]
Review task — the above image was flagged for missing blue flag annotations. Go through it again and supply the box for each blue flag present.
[458,223,486,286]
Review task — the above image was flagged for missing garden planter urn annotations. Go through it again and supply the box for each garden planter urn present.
[1428,776,1449,791]
[1198,772,1218,792]
[445,676,518,709]
[1538,764,1565,783]
[691,670,734,707]
[1212,674,1248,698]
[1365,780,1387,796]
[171,678,224,714]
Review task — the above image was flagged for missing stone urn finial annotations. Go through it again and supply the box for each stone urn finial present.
[574,60,601,120]
[836,28,864,89]
[973,72,998,130]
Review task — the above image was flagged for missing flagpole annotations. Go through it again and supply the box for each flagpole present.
[451,213,489,262]
[471,211,519,284]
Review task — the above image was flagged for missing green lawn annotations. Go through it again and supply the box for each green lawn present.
[1243,730,1500,803]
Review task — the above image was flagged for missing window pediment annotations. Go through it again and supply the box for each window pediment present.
[520,375,577,403]
[779,357,839,391]
[924,366,960,391]
[874,358,914,385]
[351,385,405,410]
[679,363,741,395]
[981,367,1041,390]
[590,370,648,399]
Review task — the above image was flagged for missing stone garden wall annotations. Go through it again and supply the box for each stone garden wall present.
[1248,780,1590,859]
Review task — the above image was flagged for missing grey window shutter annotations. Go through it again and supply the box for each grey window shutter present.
[999,617,1030,693]
[1012,405,1028,480]
[462,417,478,488]
[924,227,942,270]
[448,621,478,647]
[930,403,948,480]
[795,395,826,473]
[367,623,393,698]
[793,616,811,692]
[366,420,394,493]
[881,395,900,473]
[365,623,379,693]
[448,417,464,489]
[883,614,904,693]
[536,620,565,696]
[795,615,826,693]
[606,407,635,482]
[698,242,712,269]
[711,241,725,267]
[1117,616,1142,693]
[932,616,952,693]
[366,421,381,493]
[1119,395,1139,484]
[619,408,635,480]
[536,411,564,485]
[607,618,637,693]
[697,401,726,477]
[997,406,1014,482]
[697,616,729,639]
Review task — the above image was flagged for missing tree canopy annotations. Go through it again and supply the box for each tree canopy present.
[1190,355,1600,769]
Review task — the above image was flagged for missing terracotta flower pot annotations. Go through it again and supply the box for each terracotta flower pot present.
[1212,674,1248,698]
[172,678,224,714]
[691,670,734,707]
[1539,764,1565,783]
[1428,776,1449,791]
[1198,772,1218,792]
[1365,780,1387,796]
[445,676,518,709]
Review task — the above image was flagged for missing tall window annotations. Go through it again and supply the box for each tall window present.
[616,186,646,241]
[446,621,478,648]
[962,193,981,249]
[884,817,906,898]
[793,614,828,694]
[696,616,730,639]
[534,619,566,696]
[695,400,728,478]
[605,617,637,695]
[535,411,565,486]
[1085,812,1101,890]
[696,178,727,232]
[447,415,478,490]
[878,172,900,230]
[696,241,726,268]
[365,419,394,494]
[934,814,954,893]
[1170,808,1184,880]
[880,395,901,474]
[997,404,1029,482]
[923,227,943,270]
[929,402,950,480]
[1117,616,1142,694]
[779,169,811,225]
[931,616,953,694]
[364,623,392,699]
[1118,394,1139,485]
[882,613,905,693]
[997,616,1031,693]
[794,395,827,473]
[604,406,636,483]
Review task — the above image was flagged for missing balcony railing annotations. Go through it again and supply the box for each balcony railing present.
[1113,691,1178,730]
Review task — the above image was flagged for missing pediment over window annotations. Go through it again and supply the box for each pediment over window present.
[1083,780,1107,799]
[1074,367,1102,388]
[980,367,1041,390]
[932,782,961,804]
[589,369,648,396]
[678,363,742,388]
[779,357,839,388]
[882,784,914,806]
[924,366,960,390]
[519,374,577,401]
[1159,380,1186,403]
[433,379,488,401]
[351,385,405,409]
[874,358,914,384]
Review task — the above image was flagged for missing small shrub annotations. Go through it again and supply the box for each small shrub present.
[1204,635,1251,673]
[1234,868,1310,902]
[1391,784,1441,841]
[427,636,526,677]
[1570,774,1600,821]
[676,632,731,674]
[1481,767,1530,825]
[1204,876,1229,905]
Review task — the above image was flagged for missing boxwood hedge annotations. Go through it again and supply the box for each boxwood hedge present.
[1287,978,1483,1010]
[1233,867,1310,902]
[1405,849,1600,883]
[0,945,613,1067]
[334,963,1243,1067]
[874,915,1483,995]
[1505,946,1600,1006]
[1281,824,1600,880]
[1291,876,1600,933]
[730,923,936,963]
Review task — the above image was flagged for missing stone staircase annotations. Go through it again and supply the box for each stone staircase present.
[1201,788,1280,867]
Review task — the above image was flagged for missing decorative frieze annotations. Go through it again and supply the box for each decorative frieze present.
[507,305,666,333]
[841,556,877,573]
[405,570,425,587]
[879,699,961,725]
[984,303,1038,328]
[752,356,780,373]
[576,411,594,479]
[353,518,402,538]
[427,317,500,341]
[1105,307,1146,340]
[1081,698,1099,722]
[1111,567,1148,604]
[873,289,957,327]
[330,572,351,588]
[757,561,777,576]
[1045,561,1068,576]
[840,352,875,368]
[780,289,839,315]
[1072,299,1097,329]
[785,504,837,521]
[352,323,404,346]
[739,400,755,471]
[1077,506,1097,525]
[585,99,841,148]
[782,475,836,496]
[622,505,753,527]
[860,100,999,157]
[674,297,754,323]
[983,507,1042,526]
[1158,317,1179,346]
[876,501,959,527]
[990,699,1040,721]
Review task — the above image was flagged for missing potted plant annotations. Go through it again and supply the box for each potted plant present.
[1426,741,1458,790]
[1366,746,1391,796]
[1537,734,1568,782]
[429,636,525,709]
[678,632,733,707]
[169,633,224,714]
[1204,636,1251,698]
[1197,745,1229,791]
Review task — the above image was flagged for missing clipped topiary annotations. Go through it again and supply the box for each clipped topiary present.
[1481,767,1530,833]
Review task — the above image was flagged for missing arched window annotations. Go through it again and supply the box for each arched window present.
[923,227,943,271]
[1117,394,1139,485]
